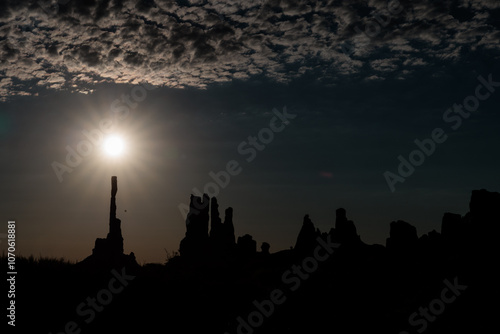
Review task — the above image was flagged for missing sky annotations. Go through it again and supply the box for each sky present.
[1,0,499,264]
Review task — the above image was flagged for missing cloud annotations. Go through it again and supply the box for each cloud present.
[370,58,400,72]
[0,0,499,101]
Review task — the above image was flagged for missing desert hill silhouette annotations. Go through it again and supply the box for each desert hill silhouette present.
[4,177,498,334]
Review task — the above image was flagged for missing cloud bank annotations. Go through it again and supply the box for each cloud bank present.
[0,0,499,100]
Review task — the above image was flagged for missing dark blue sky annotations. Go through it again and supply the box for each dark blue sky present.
[1,0,499,263]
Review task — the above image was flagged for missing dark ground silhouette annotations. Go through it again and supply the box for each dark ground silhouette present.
[3,177,499,333]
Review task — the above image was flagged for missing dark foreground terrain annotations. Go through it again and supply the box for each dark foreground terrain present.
[4,185,499,334]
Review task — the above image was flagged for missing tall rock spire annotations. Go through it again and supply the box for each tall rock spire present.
[223,207,235,246]
[107,176,123,254]
[82,176,137,271]
[210,197,222,239]
[91,176,125,258]
[110,176,117,220]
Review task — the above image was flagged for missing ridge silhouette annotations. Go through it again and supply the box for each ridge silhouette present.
[5,177,499,334]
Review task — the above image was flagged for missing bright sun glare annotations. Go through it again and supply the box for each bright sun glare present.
[103,135,125,157]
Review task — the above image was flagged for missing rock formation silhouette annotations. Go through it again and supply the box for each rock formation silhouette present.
[469,189,500,223]
[222,206,236,246]
[469,189,500,247]
[79,176,137,270]
[93,176,123,256]
[179,194,236,258]
[237,234,257,256]
[209,199,236,254]
[436,189,500,257]
[209,196,222,239]
[179,194,210,257]
[294,214,320,254]
[330,208,361,244]
[260,242,270,255]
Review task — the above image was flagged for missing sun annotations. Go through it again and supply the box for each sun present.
[103,135,125,157]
